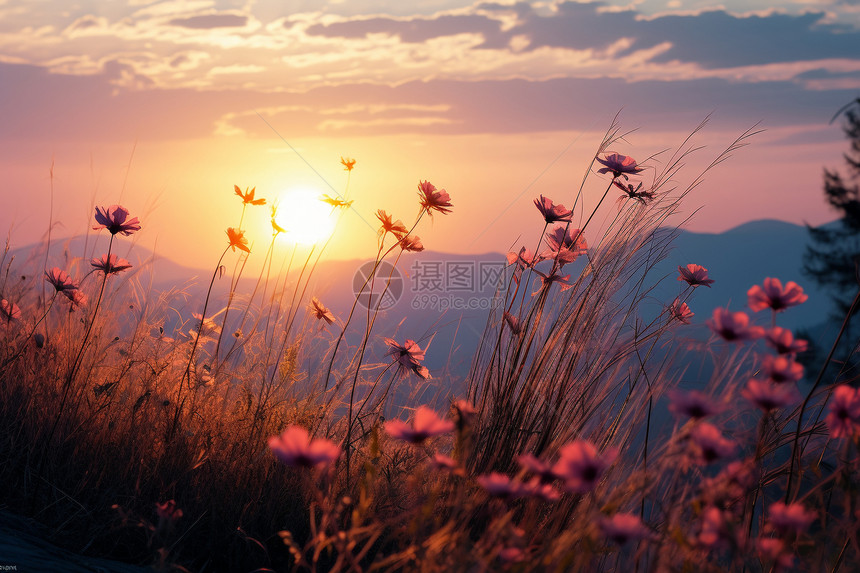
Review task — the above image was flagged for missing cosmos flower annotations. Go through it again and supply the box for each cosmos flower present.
[765,327,809,355]
[613,179,655,204]
[341,157,356,171]
[697,507,728,549]
[596,152,644,179]
[677,264,714,287]
[517,453,557,483]
[226,227,250,253]
[45,267,79,294]
[428,453,463,475]
[534,195,572,224]
[384,337,429,378]
[669,299,694,324]
[376,210,408,239]
[761,354,804,384]
[234,185,265,206]
[757,537,794,571]
[417,180,453,215]
[269,426,340,469]
[599,513,653,544]
[826,385,860,439]
[64,289,87,310]
[155,500,183,523]
[742,379,798,412]
[309,297,335,325]
[552,440,616,494]
[384,405,455,444]
[689,423,735,464]
[0,299,21,323]
[748,278,808,312]
[541,225,587,265]
[533,268,573,294]
[476,472,526,499]
[321,194,353,209]
[668,389,721,419]
[768,502,816,535]
[399,235,425,253]
[707,308,764,342]
[93,205,141,236]
[520,478,561,502]
[90,253,132,276]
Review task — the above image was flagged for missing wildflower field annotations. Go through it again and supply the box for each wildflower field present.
[1,119,858,573]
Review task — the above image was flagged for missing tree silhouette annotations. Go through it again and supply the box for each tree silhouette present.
[802,97,860,378]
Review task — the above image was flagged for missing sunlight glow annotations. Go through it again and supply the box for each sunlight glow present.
[274,188,336,244]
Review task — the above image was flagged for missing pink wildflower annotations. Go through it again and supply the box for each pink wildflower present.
[45,267,78,294]
[64,289,87,310]
[384,337,430,379]
[533,268,572,294]
[155,500,183,523]
[765,327,808,355]
[90,253,132,276]
[399,235,425,252]
[742,379,798,412]
[384,405,454,444]
[0,299,21,323]
[268,426,340,469]
[768,502,815,535]
[376,210,408,239]
[826,385,860,439]
[613,179,655,204]
[669,299,694,324]
[541,225,587,266]
[93,205,140,236]
[534,195,572,224]
[707,308,764,342]
[757,537,795,571]
[677,264,714,287]
[748,278,808,312]
[552,440,616,494]
[428,453,463,475]
[521,478,560,502]
[596,152,644,179]
[761,354,804,384]
[668,390,721,419]
[417,180,452,215]
[517,453,557,483]
[599,513,653,544]
[689,423,735,464]
[477,472,525,499]
[697,507,728,549]
[309,297,335,325]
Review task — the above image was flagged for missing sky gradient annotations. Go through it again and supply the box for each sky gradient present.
[1,0,859,266]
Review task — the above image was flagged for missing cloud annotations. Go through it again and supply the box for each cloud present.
[168,13,248,29]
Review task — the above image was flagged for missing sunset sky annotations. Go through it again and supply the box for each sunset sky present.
[2,0,859,267]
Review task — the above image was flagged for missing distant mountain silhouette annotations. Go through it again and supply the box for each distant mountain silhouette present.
[7,219,843,382]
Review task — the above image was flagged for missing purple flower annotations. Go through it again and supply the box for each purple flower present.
[93,205,141,236]
[596,153,644,179]
[268,426,340,469]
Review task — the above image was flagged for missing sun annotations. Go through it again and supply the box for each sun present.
[273,188,337,244]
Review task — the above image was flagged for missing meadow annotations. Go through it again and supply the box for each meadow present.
[0,119,857,572]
